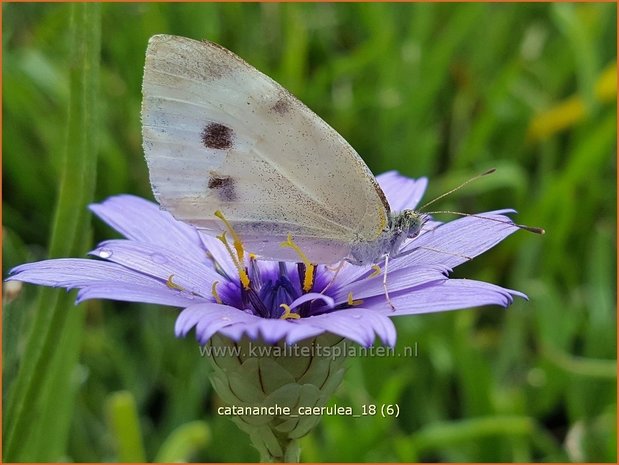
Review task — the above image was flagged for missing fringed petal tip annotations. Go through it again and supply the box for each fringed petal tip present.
[383,279,528,317]
[174,302,397,349]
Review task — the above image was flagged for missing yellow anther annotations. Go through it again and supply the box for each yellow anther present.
[249,253,257,260]
[215,210,245,263]
[347,292,363,306]
[166,275,184,291]
[281,233,311,265]
[279,304,300,320]
[301,264,315,293]
[280,234,315,292]
[211,281,223,304]
[369,264,382,279]
[217,231,251,290]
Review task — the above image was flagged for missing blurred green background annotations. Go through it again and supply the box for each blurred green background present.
[3,2,616,462]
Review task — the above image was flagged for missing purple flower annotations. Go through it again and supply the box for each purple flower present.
[7,172,526,347]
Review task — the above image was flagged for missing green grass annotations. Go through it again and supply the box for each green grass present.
[3,2,616,462]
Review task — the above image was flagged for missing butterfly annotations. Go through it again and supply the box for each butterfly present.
[142,35,439,267]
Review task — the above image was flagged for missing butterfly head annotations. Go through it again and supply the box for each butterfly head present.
[390,209,426,239]
[377,209,427,261]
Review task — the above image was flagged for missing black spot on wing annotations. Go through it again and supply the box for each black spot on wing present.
[202,123,233,150]
[271,98,290,115]
[208,173,236,201]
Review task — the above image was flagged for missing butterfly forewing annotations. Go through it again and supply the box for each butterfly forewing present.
[142,35,389,263]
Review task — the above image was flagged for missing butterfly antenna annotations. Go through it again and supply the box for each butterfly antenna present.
[419,168,496,211]
[426,210,545,234]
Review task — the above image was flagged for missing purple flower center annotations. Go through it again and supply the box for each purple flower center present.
[258,273,299,318]
[216,258,339,320]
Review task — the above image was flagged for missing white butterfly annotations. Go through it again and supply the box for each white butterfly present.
[142,34,425,266]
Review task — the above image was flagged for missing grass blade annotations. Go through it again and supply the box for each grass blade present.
[3,3,101,460]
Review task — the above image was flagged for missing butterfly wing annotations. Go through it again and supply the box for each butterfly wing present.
[142,34,389,264]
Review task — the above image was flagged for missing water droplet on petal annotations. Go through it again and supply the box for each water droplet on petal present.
[221,316,231,321]
[98,249,113,259]
[352,313,362,319]
[150,253,168,264]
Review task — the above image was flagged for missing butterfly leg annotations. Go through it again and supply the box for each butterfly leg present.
[280,234,316,292]
[383,254,396,311]
[320,259,346,294]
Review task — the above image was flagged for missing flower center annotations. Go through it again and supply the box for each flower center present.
[259,272,300,318]
[210,211,328,319]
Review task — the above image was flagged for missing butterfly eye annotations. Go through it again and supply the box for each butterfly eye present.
[407,230,421,239]
[390,210,423,239]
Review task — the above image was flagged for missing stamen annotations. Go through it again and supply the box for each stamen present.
[347,292,363,306]
[211,280,223,304]
[281,234,315,292]
[296,262,316,294]
[295,264,313,315]
[279,303,300,320]
[215,210,246,263]
[166,275,184,291]
[248,255,263,290]
[302,265,315,293]
[278,261,288,276]
[369,264,382,278]
[217,231,251,290]
[246,287,269,318]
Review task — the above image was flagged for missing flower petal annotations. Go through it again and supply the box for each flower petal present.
[395,210,520,269]
[371,278,526,315]
[220,318,325,345]
[176,304,325,345]
[332,265,449,304]
[289,293,334,310]
[198,234,238,279]
[175,303,397,347]
[176,303,254,341]
[8,259,159,288]
[77,284,205,307]
[376,171,428,211]
[300,308,397,347]
[7,259,201,307]
[89,195,204,257]
[90,239,220,296]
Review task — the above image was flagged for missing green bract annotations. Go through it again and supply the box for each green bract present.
[206,334,348,462]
